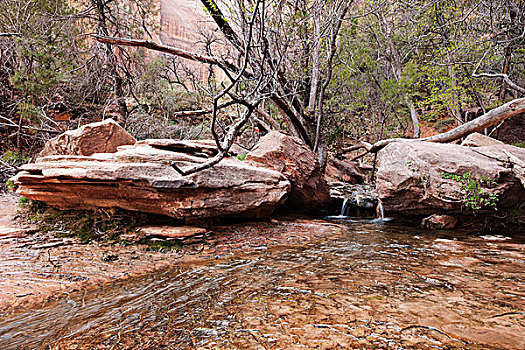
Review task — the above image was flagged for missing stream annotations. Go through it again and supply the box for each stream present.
[0,218,524,349]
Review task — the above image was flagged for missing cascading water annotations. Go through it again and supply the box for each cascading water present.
[377,201,385,220]
[340,198,349,216]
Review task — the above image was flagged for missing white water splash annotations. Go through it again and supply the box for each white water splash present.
[340,198,349,217]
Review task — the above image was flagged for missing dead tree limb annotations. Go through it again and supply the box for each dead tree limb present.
[358,98,525,154]
[199,0,314,147]
[90,34,309,143]
[0,33,21,37]
[170,0,263,175]
[90,35,240,74]
[473,72,525,94]
[254,107,282,131]
[422,97,525,143]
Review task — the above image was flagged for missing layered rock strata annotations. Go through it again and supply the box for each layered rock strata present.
[13,140,290,220]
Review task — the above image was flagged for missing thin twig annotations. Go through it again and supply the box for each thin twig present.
[400,325,452,339]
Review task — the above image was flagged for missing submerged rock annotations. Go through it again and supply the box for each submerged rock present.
[421,214,458,230]
[376,141,525,216]
[39,119,136,157]
[136,226,208,240]
[246,131,331,211]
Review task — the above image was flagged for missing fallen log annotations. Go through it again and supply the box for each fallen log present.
[354,98,525,157]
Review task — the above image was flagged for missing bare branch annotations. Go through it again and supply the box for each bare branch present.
[254,107,281,131]
[90,34,240,73]
[199,0,244,52]
[473,72,525,94]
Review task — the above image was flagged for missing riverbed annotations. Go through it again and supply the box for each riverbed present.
[0,216,524,349]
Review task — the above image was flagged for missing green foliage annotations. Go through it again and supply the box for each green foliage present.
[139,237,183,252]
[1,151,30,167]
[5,180,17,191]
[29,207,150,242]
[1,0,81,116]
[236,154,247,161]
[441,171,499,210]
[507,203,525,225]
[18,196,30,206]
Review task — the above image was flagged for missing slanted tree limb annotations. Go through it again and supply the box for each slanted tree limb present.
[173,100,238,117]
[199,0,244,53]
[422,98,525,143]
[356,98,525,155]
[90,35,240,74]
[254,108,282,131]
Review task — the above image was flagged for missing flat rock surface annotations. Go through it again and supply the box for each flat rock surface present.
[137,225,208,239]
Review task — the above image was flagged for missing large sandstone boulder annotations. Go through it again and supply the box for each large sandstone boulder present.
[13,139,290,221]
[376,141,525,216]
[39,119,136,158]
[246,131,331,211]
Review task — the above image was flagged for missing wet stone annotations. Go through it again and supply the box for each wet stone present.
[137,225,209,240]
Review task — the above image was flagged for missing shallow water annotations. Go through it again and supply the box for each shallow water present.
[1,219,524,349]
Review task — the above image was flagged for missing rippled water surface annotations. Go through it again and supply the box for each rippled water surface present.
[1,219,524,349]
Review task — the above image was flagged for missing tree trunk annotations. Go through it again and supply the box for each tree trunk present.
[93,0,128,124]
[379,12,420,139]
[307,0,321,116]
[405,95,420,138]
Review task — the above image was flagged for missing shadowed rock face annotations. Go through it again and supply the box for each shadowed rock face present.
[376,141,525,216]
[246,131,331,212]
[13,140,290,221]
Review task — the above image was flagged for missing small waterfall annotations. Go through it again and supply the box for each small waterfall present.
[377,201,385,220]
[340,198,349,216]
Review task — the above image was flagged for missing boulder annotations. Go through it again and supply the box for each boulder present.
[39,119,136,158]
[12,141,290,221]
[461,133,504,147]
[325,157,365,184]
[376,141,525,216]
[421,214,458,230]
[246,131,331,211]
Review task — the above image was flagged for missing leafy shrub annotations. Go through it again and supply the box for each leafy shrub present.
[441,171,499,210]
